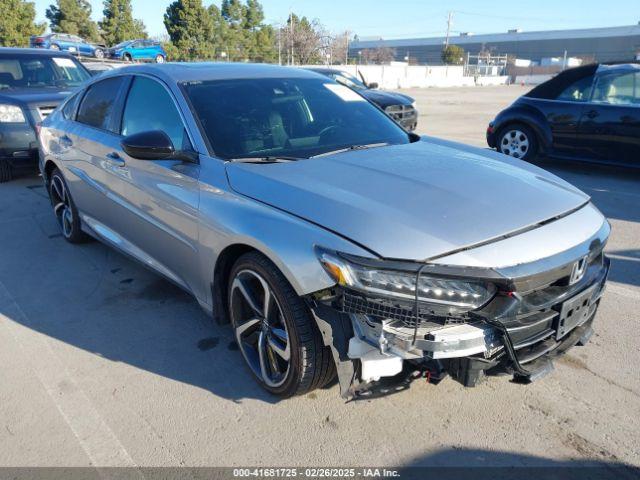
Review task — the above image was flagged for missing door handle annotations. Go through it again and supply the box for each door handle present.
[586,110,600,119]
[106,152,125,167]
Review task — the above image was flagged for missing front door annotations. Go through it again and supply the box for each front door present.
[114,75,202,295]
[577,70,640,166]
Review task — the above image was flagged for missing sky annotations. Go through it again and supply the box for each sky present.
[33,0,640,39]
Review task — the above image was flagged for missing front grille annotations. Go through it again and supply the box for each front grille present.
[37,106,56,120]
[384,104,417,122]
[341,291,463,329]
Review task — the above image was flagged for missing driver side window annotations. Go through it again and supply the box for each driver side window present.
[121,76,191,151]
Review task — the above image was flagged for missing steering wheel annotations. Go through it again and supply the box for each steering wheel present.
[318,124,341,143]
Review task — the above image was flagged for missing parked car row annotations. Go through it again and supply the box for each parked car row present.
[0,49,91,182]
[30,34,167,63]
[35,60,610,399]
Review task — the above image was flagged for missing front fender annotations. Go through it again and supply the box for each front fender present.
[196,160,374,307]
[493,103,553,152]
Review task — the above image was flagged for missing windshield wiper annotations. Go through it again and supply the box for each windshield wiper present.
[228,155,304,163]
[311,142,390,158]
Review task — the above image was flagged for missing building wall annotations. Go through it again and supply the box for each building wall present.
[350,26,640,65]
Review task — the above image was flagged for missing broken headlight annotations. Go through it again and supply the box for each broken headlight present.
[318,249,496,314]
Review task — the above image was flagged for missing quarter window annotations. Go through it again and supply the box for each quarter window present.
[121,76,189,150]
[76,76,126,132]
[556,75,594,102]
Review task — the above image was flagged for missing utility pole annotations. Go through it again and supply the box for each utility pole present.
[445,11,453,48]
[289,10,295,65]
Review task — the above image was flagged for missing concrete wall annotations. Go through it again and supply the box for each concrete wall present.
[300,65,508,89]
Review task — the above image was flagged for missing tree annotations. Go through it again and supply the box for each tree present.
[0,0,46,47]
[46,0,101,42]
[441,44,465,65]
[99,0,147,45]
[279,13,323,65]
[361,47,395,65]
[164,0,215,60]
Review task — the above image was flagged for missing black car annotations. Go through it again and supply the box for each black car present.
[0,48,91,182]
[306,68,419,131]
[487,63,640,167]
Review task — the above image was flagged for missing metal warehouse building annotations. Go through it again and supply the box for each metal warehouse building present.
[349,24,640,65]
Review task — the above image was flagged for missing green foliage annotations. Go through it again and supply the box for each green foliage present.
[164,0,215,60]
[46,0,101,42]
[441,44,465,65]
[0,0,46,47]
[99,0,147,45]
[163,0,276,62]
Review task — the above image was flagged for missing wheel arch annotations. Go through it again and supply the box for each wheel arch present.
[43,159,59,185]
[212,243,258,325]
[494,106,552,153]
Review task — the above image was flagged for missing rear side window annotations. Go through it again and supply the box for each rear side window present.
[76,76,125,132]
[62,92,82,119]
[556,75,594,102]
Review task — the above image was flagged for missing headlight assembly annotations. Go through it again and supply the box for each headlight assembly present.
[317,249,496,313]
[0,104,26,123]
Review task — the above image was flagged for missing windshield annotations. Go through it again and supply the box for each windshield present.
[0,55,90,90]
[331,71,367,90]
[183,77,409,159]
[113,41,133,49]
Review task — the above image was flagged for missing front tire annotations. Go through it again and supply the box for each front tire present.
[497,123,538,161]
[0,159,12,183]
[48,168,88,243]
[49,44,60,51]
[228,252,335,397]
[155,54,165,63]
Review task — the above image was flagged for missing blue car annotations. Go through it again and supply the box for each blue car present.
[30,33,105,59]
[108,39,167,63]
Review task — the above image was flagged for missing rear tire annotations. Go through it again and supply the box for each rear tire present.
[94,48,104,59]
[155,55,165,63]
[228,252,335,397]
[497,123,539,161]
[0,159,12,183]
[123,53,132,62]
[49,44,60,51]
[48,168,89,243]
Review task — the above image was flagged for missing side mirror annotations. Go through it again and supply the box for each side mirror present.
[367,82,379,89]
[121,130,174,160]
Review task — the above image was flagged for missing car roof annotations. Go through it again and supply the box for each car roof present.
[96,62,325,83]
[597,62,640,73]
[0,47,76,57]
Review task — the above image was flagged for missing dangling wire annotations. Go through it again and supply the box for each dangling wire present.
[412,264,430,346]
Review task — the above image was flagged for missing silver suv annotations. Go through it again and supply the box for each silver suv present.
[38,63,610,398]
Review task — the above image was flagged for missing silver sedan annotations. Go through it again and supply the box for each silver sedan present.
[38,63,610,398]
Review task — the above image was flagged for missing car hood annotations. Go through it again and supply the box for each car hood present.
[225,140,590,261]
[360,89,414,108]
[0,88,72,106]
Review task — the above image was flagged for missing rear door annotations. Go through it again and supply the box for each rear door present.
[66,75,133,234]
[577,70,640,166]
[113,75,202,293]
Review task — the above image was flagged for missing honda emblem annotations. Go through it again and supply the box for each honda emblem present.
[569,256,588,285]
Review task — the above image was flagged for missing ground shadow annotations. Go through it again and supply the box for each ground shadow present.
[538,159,640,224]
[401,448,640,480]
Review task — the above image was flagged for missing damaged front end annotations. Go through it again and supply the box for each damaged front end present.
[307,241,610,399]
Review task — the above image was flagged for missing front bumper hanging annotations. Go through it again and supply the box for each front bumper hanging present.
[308,255,610,399]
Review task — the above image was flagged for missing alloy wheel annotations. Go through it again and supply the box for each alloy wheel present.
[230,269,291,388]
[50,174,74,239]
[500,129,529,159]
